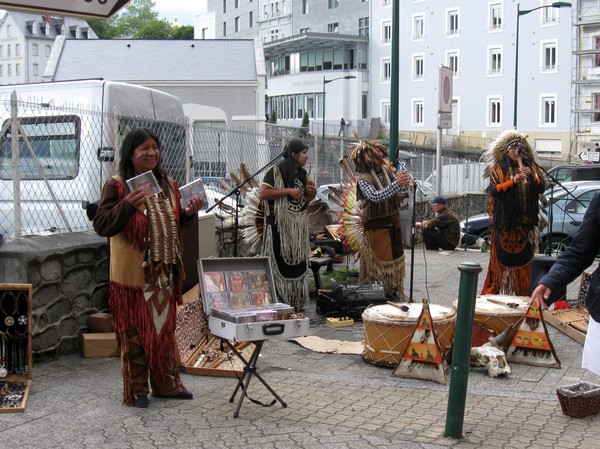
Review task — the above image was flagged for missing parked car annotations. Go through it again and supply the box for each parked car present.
[314,183,343,213]
[460,181,600,255]
[546,164,600,184]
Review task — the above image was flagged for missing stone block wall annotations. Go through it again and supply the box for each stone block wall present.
[0,232,109,362]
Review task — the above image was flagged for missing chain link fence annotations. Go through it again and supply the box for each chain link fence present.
[0,97,486,241]
[0,96,186,238]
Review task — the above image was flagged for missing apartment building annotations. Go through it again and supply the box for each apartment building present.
[0,10,96,85]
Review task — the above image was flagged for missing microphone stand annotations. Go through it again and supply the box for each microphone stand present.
[207,150,284,257]
[395,159,427,303]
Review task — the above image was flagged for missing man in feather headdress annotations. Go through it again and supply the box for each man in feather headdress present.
[349,137,411,298]
[480,130,546,296]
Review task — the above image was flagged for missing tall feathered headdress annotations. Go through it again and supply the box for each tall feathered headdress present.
[481,129,538,178]
[348,130,388,173]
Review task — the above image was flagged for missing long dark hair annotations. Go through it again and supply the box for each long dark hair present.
[118,128,168,186]
[276,139,308,187]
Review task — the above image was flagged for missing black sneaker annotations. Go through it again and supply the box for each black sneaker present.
[132,395,149,408]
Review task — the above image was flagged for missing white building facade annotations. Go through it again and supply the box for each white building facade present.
[196,1,577,160]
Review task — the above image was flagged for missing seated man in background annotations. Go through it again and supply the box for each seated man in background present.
[415,196,460,251]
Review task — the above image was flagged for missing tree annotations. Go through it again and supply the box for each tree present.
[270,109,277,124]
[301,112,309,129]
[113,0,159,37]
[137,19,173,39]
[172,25,195,40]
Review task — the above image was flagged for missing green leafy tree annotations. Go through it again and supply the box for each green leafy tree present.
[301,112,309,128]
[172,25,195,39]
[87,19,120,39]
[137,19,173,39]
[113,0,159,37]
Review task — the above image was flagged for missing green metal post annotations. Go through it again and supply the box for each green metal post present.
[389,0,400,163]
[444,262,482,439]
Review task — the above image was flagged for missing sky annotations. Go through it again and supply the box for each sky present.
[153,0,199,27]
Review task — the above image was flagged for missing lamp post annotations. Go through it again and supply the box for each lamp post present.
[513,1,571,128]
[322,75,356,145]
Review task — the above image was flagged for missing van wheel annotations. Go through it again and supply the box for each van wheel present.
[539,236,571,256]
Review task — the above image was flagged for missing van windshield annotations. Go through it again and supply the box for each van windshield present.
[0,115,80,180]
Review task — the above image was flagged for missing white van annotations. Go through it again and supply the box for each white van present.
[0,80,186,237]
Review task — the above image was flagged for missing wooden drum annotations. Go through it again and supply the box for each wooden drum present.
[452,294,530,347]
[362,303,456,367]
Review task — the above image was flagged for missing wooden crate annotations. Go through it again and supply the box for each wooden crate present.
[174,285,250,377]
[0,284,32,413]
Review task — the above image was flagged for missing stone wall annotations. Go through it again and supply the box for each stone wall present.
[0,232,109,362]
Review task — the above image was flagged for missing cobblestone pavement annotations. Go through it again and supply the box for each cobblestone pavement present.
[1,246,599,448]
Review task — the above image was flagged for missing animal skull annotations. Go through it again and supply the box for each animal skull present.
[471,343,511,377]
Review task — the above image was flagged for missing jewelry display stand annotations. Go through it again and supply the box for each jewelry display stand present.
[0,284,32,413]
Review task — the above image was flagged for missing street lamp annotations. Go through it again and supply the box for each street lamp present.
[322,75,356,144]
[513,2,571,128]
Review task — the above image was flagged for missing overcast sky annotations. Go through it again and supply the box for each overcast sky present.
[153,0,199,27]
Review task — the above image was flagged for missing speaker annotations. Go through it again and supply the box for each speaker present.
[530,256,566,305]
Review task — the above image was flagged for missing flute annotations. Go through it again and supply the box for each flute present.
[517,156,528,185]
[381,157,414,188]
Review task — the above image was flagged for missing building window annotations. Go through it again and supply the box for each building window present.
[15,44,20,57]
[412,100,424,125]
[235,17,240,32]
[490,3,502,30]
[413,54,424,80]
[249,12,253,27]
[328,23,339,33]
[596,37,600,67]
[382,101,391,124]
[0,46,2,58]
[541,95,557,125]
[0,66,3,77]
[362,92,368,119]
[447,9,459,35]
[593,93,600,122]
[300,28,310,34]
[32,44,37,56]
[223,22,227,37]
[302,0,308,14]
[413,14,424,40]
[223,0,227,13]
[45,45,51,57]
[382,21,392,44]
[235,0,239,7]
[328,0,339,8]
[359,17,369,37]
[15,63,20,76]
[33,63,38,76]
[542,41,557,71]
[488,97,501,126]
[7,64,11,76]
[7,45,11,57]
[447,51,459,76]
[6,25,11,37]
[382,58,391,81]
[489,46,502,74]
[270,29,279,41]
[542,0,559,24]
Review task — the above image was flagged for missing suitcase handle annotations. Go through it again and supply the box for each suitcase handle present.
[262,322,284,335]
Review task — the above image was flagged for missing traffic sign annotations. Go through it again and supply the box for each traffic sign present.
[438,113,452,129]
[579,151,600,162]
[438,65,453,113]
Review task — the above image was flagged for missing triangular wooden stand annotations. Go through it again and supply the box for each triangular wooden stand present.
[392,300,447,384]
[506,300,561,368]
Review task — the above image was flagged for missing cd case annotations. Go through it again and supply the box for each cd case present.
[126,170,161,197]
[179,178,207,209]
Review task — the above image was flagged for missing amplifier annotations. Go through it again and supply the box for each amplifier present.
[317,284,387,319]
